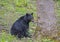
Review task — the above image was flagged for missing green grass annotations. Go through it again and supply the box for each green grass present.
[0,32,54,42]
[0,0,60,42]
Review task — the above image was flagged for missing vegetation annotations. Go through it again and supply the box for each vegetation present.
[0,32,55,42]
[0,0,60,42]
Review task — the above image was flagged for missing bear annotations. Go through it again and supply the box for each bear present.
[10,13,34,38]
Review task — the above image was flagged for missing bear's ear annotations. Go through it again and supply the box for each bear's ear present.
[31,13,33,15]
[26,13,29,16]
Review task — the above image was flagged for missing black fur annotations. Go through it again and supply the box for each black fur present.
[10,13,33,38]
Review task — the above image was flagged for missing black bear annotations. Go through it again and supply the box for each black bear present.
[10,13,33,38]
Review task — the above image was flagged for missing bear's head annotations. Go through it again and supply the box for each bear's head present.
[24,13,34,23]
